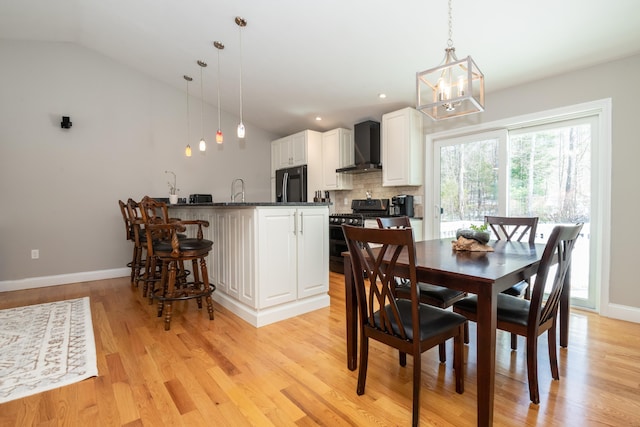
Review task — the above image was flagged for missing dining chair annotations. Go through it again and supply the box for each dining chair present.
[342,224,465,426]
[485,215,539,349]
[453,223,583,404]
[118,200,138,287]
[377,216,468,362]
[139,196,215,330]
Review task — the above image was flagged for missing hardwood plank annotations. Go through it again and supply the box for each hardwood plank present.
[1,274,640,426]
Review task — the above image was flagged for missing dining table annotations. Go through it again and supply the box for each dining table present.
[343,237,572,427]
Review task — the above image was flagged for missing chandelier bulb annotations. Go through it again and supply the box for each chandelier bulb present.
[199,138,206,151]
[216,129,224,144]
[237,122,245,139]
[185,144,192,157]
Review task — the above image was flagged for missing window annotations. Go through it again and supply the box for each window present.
[430,101,611,311]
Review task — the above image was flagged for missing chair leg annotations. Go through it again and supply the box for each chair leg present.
[399,351,407,367]
[438,342,446,363]
[356,334,369,396]
[412,348,421,427]
[526,334,540,404]
[548,324,559,380]
[454,325,464,394]
[163,261,177,331]
[463,321,470,344]
[511,333,518,350]
[199,256,214,320]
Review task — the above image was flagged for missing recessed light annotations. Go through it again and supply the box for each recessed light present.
[315,116,322,121]
[378,93,387,99]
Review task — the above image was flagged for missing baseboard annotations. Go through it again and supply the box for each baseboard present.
[212,292,330,328]
[0,268,130,293]
[604,303,640,324]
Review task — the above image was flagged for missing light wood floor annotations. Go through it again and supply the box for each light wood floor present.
[1,272,639,426]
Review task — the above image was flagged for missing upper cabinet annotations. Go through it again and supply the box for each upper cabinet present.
[271,130,322,200]
[321,128,353,191]
[272,131,308,171]
[382,107,424,186]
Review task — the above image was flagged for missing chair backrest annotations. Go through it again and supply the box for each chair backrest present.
[485,215,538,244]
[342,224,419,341]
[376,216,411,229]
[118,200,132,240]
[529,223,583,329]
[139,196,173,239]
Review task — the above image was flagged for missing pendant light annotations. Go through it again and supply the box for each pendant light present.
[214,41,225,144]
[235,16,247,139]
[184,75,193,157]
[197,60,207,151]
[416,0,484,120]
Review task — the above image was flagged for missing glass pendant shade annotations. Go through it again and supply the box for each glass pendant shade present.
[237,122,245,139]
[216,129,223,144]
[185,144,192,157]
[199,138,206,151]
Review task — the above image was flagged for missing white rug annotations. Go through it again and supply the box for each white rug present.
[0,297,98,404]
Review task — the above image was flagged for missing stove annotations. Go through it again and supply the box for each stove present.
[329,199,391,273]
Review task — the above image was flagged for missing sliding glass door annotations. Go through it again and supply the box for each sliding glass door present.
[435,117,597,309]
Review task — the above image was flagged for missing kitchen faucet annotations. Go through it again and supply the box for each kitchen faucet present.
[231,178,245,202]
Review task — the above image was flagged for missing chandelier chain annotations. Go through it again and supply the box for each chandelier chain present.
[447,0,453,48]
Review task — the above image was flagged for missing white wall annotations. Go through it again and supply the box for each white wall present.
[0,40,274,284]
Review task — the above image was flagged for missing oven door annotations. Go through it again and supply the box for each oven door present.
[329,224,349,274]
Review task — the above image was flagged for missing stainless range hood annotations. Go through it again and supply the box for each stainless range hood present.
[336,120,381,174]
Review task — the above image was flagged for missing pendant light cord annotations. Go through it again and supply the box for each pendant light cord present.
[238,24,243,124]
[200,65,205,139]
[447,0,453,48]
[217,49,222,129]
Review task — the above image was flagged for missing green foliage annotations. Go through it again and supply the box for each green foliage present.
[469,224,488,232]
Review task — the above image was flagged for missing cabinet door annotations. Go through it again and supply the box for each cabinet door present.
[296,208,329,298]
[227,209,256,307]
[382,107,423,186]
[257,209,297,308]
[272,136,292,170]
[290,131,307,166]
[322,128,353,190]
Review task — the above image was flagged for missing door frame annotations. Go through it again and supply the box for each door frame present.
[424,98,611,315]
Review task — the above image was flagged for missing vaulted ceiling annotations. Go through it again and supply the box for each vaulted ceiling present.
[2,0,640,136]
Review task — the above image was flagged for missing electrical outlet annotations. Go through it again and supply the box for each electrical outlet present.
[31,249,39,259]
[414,195,423,204]
[343,197,348,205]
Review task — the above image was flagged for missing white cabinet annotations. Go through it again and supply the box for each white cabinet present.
[272,131,310,170]
[322,128,353,190]
[382,107,424,186]
[257,207,329,307]
[177,205,330,327]
[271,130,322,201]
[212,209,256,308]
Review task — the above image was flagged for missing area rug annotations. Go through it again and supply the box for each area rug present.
[0,297,98,404]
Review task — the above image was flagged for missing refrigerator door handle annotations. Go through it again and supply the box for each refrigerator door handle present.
[282,172,289,203]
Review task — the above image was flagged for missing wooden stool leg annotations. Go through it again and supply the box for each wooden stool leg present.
[200,256,214,320]
[164,261,177,331]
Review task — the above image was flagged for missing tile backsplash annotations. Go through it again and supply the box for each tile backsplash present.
[329,170,424,218]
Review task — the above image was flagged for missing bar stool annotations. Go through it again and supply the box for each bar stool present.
[139,196,215,330]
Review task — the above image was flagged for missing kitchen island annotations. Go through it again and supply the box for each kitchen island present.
[168,202,330,327]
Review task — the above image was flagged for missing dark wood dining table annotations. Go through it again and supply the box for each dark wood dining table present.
[343,238,572,427]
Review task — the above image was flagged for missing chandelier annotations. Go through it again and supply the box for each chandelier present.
[416,0,484,120]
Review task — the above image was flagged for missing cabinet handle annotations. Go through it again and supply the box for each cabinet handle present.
[300,212,303,234]
[293,212,297,235]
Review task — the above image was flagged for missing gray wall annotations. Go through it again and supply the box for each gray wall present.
[0,40,274,282]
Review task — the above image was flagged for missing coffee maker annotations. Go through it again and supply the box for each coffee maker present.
[391,195,414,217]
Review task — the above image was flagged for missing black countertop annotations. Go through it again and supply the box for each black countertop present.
[167,202,331,207]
